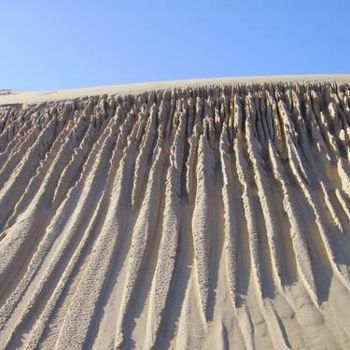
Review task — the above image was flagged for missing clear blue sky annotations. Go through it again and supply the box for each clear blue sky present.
[1,0,349,91]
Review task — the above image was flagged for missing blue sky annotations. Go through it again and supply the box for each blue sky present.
[0,0,349,91]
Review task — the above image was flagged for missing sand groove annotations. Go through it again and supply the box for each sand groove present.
[1,81,350,349]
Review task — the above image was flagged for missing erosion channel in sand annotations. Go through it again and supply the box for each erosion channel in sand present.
[1,76,350,349]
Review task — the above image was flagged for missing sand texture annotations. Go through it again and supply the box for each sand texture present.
[1,77,350,349]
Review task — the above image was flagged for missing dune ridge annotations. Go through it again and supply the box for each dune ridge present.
[1,79,350,349]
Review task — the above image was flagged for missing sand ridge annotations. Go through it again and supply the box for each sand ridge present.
[1,74,350,105]
[0,78,350,349]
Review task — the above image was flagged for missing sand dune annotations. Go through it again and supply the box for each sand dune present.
[1,77,350,349]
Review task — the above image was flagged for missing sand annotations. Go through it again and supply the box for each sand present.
[1,75,350,349]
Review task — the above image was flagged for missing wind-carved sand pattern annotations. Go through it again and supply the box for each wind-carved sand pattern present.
[1,78,350,349]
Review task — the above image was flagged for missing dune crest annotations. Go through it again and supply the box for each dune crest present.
[1,80,350,349]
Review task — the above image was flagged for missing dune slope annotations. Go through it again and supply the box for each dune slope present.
[1,79,350,349]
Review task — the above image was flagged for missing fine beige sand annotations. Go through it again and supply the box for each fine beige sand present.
[1,75,350,349]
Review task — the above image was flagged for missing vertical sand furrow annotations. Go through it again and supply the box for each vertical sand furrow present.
[234,134,263,301]
[0,125,39,185]
[336,156,350,199]
[307,91,350,203]
[114,143,165,348]
[0,115,59,226]
[1,121,98,328]
[2,115,74,224]
[245,101,283,290]
[219,124,238,306]
[51,111,143,349]
[7,113,88,225]
[0,103,74,223]
[191,132,216,322]
[320,181,346,233]
[0,113,73,297]
[0,116,117,348]
[34,145,138,350]
[0,118,74,297]
[268,142,318,304]
[335,188,350,224]
[235,123,291,349]
[306,92,333,164]
[311,90,342,159]
[2,152,113,348]
[220,126,260,350]
[51,121,97,209]
[186,96,203,201]
[280,114,350,291]
[145,109,186,347]
[0,107,28,153]
[51,99,112,209]
[131,105,157,207]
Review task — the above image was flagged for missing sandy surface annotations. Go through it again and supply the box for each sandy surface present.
[1,76,350,349]
[1,74,350,105]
